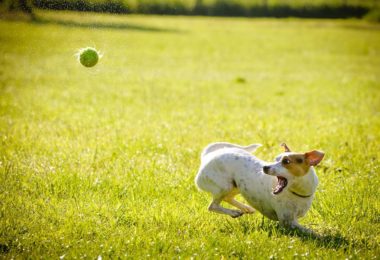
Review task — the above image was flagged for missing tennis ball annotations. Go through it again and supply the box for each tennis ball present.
[78,47,99,67]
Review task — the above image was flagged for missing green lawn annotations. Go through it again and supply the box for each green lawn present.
[0,10,379,259]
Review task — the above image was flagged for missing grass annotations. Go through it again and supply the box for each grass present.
[0,10,380,258]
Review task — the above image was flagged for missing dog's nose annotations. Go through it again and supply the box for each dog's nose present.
[263,166,270,174]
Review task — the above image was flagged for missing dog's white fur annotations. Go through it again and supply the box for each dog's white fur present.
[195,142,320,232]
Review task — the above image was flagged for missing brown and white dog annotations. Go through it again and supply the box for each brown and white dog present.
[195,142,324,233]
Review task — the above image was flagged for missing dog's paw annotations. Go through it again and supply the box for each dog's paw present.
[230,210,244,218]
[288,223,317,236]
[241,206,255,214]
[298,226,318,236]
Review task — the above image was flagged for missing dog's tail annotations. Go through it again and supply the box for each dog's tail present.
[201,142,262,159]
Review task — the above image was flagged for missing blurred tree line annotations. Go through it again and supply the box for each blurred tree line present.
[1,0,379,19]
[2,0,34,14]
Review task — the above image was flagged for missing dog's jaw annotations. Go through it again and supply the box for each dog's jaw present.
[273,176,288,194]
[263,162,292,195]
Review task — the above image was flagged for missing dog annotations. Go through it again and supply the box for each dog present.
[195,142,324,232]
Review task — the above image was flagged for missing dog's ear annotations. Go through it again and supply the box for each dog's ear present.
[281,143,291,152]
[305,150,325,166]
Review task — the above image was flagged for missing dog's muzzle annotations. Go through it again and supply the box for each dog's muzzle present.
[262,165,288,195]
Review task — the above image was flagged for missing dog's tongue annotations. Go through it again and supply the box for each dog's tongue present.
[273,176,288,195]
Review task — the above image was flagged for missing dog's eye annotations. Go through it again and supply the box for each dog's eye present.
[282,158,290,165]
[296,158,303,163]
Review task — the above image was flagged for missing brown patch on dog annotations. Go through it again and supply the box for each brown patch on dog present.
[281,154,310,176]
[281,143,291,152]
[281,151,325,176]
[305,150,325,166]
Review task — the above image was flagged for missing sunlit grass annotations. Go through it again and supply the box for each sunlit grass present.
[0,10,379,258]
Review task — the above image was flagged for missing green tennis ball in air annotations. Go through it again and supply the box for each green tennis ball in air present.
[78,47,99,67]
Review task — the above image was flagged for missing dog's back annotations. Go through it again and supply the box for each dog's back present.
[200,142,261,161]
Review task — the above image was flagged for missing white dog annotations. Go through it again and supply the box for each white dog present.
[195,142,324,232]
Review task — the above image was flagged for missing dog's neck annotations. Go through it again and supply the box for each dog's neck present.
[289,167,319,197]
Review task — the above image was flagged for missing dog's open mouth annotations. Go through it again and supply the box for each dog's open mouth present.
[273,176,288,195]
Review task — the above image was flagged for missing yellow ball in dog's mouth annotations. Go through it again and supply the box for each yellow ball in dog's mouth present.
[78,47,99,67]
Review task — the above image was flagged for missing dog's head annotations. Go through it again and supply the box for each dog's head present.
[263,143,324,195]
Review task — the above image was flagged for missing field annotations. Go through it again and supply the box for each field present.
[1,10,380,258]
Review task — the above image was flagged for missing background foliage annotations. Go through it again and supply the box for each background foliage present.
[2,0,380,18]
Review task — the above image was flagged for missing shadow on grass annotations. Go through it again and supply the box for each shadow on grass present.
[32,15,184,33]
[0,243,10,254]
[275,226,350,249]
[234,218,351,250]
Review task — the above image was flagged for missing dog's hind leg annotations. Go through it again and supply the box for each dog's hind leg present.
[208,197,243,218]
[224,193,255,214]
